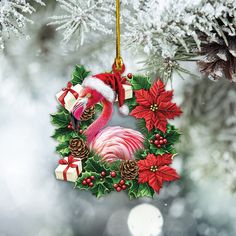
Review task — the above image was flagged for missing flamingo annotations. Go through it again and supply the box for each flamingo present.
[72,75,144,162]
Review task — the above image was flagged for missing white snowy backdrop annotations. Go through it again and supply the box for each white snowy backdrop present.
[1,0,236,236]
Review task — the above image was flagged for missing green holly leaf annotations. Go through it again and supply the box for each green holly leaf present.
[95,103,103,113]
[71,65,90,85]
[52,127,72,142]
[56,142,70,156]
[167,130,181,144]
[85,155,109,173]
[128,180,155,199]
[57,105,70,114]
[134,149,148,160]
[76,171,114,198]
[51,112,70,128]
[129,75,151,90]
[52,128,85,143]
[125,97,137,111]
[91,177,114,198]
[75,172,99,189]
[136,119,148,136]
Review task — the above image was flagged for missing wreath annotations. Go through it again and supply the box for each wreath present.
[51,65,182,199]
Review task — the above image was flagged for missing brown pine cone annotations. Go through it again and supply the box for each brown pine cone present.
[120,160,139,180]
[69,138,89,159]
[197,29,236,81]
[80,106,95,121]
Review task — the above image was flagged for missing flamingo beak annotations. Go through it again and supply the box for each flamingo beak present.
[72,97,88,120]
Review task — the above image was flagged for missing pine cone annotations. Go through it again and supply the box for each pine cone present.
[120,160,139,180]
[69,138,89,159]
[80,106,95,121]
[198,34,236,81]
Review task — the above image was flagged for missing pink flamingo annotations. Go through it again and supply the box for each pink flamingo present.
[72,73,144,162]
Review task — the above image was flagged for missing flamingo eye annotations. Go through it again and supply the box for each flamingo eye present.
[86,93,92,98]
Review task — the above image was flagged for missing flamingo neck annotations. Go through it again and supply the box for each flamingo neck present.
[85,99,113,144]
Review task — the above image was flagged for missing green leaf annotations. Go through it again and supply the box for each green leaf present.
[167,130,181,144]
[75,172,99,189]
[57,105,70,114]
[52,128,84,142]
[136,119,148,136]
[129,75,151,90]
[51,112,70,128]
[128,180,155,199]
[95,103,103,113]
[52,127,71,142]
[91,177,114,198]
[125,97,137,111]
[85,155,109,173]
[56,142,70,156]
[75,171,114,198]
[134,149,148,160]
[71,65,90,85]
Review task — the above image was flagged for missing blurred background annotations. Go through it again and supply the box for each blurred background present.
[1,0,236,236]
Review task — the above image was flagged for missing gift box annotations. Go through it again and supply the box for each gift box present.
[55,155,82,182]
[123,84,133,100]
[56,82,83,112]
[115,84,133,101]
[57,81,132,112]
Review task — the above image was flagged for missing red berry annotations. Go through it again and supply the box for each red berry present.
[150,140,153,143]
[127,73,133,79]
[82,180,87,185]
[155,134,160,139]
[159,140,164,145]
[154,140,159,145]
[163,139,167,144]
[89,182,94,187]
[86,178,91,184]
[119,179,125,185]
[116,187,122,192]
[91,176,95,180]
[110,171,116,178]
[160,136,163,140]
[157,145,161,148]
[121,185,127,190]
[114,183,119,188]
[79,129,83,134]
[101,171,106,177]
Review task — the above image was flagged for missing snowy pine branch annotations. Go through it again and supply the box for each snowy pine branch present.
[0,0,44,51]
[49,0,113,47]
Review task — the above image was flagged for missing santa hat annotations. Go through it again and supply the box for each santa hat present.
[82,73,129,115]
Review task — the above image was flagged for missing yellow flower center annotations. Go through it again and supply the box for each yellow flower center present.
[150,165,158,172]
[150,104,158,111]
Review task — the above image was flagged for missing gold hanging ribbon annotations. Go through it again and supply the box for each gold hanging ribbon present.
[114,0,123,71]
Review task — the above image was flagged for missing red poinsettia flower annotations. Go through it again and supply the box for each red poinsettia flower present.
[137,153,179,193]
[130,80,182,132]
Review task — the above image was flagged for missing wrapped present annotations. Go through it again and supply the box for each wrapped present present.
[115,84,133,102]
[56,82,83,112]
[123,84,133,100]
[57,81,132,112]
[55,155,82,182]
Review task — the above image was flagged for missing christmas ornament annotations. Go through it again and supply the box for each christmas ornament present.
[51,0,182,198]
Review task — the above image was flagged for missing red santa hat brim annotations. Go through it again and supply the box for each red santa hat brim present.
[82,76,115,102]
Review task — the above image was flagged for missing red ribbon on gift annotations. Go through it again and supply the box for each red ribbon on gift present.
[58,82,79,106]
[59,155,80,181]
